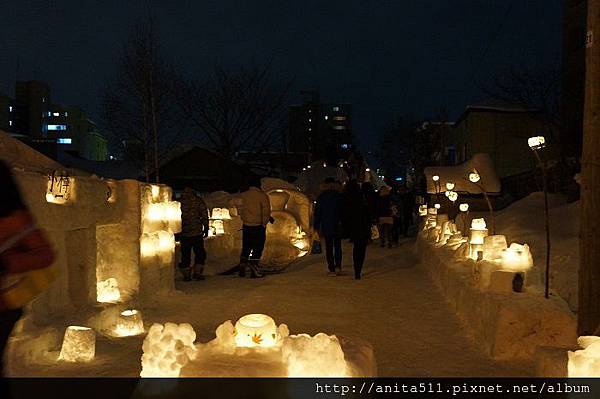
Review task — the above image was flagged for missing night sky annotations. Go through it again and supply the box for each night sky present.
[0,0,562,153]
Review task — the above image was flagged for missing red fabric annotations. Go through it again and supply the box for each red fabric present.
[0,210,55,274]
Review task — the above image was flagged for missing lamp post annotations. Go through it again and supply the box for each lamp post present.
[465,169,495,234]
[432,175,441,208]
[529,136,551,299]
[459,203,469,236]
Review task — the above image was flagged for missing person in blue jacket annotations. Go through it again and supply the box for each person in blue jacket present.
[313,178,344,276]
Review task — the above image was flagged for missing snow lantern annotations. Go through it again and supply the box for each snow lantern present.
[568,336,600,377]
[501,243,534,271]
[211,208,231,220]
[59,326,95,362]
[234,314,279,348]
[46,172,73,204]
[146,203,164,222]
[528,136,546,150]
[445,182,455,191]
[483,235,508,261]
[434,203,441,210]
[140,233,159,258]
[151,185,160,201]
[471,218,487,231]
[432,175,440,182]
[418,205,428,216]
[459,203,469,212]
[469,218,488,260]
[468,170,481,183]
[114,309,145,337]
[166,201,182,233]
[447,191,458,202]
[141,323,197,377]
[97,277,121,303]
[210,219,225,235]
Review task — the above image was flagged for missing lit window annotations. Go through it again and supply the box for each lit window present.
[308,118,312,122]
[42,97,46,103]
[48,124,67,131]
[8,106,12,112]
[57,138,72,144]
[333,125,346,130]
[308,128,312,131]
[53,112,60,117]
[333,106,339,112]
[334,116,346,121]
[308,109,312,113]
[47,111,52,117]
[324,115,328,120]
[64,112,68,117]
[9,120,13,126]
[340,144,349,149]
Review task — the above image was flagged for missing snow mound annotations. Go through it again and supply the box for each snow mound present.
[140,323,197,377]
[568,336,600,377]
[282,333,349,377]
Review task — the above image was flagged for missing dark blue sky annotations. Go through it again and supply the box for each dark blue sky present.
[0,0,563,153]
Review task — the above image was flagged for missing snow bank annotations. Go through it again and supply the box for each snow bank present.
[140,323,197,377]
[415,223,577,367]
[568,336,600,377]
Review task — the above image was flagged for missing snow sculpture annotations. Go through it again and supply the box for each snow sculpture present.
[59,326,95,362]
[282,333,349,377]
[234,314,280,348]
[568,336,600,377]
[96,277,121,303]
[500,243,533,271]
[140,323,197,377]
[114,309,145,337]
[483,235,508,261]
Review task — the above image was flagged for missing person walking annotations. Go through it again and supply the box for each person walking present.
[178,187,209,281]
[239,177,271,278]
[377,185,394,248]
[342,180,371,280]
[0,161,55,376]
[313,178,344,276]
[361,182,379,226]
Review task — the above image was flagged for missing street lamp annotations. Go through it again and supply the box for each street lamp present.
[529,135,551,299]
[459,203,469,237]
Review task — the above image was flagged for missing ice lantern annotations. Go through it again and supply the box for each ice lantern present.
[97,277,121,303]
[166,201,182,233]
[211,208,231,220]
[483,235,508,261]
[501,243,534,271]
[234,314,279,348]
[59,326,96,362]
[114,309,145,337]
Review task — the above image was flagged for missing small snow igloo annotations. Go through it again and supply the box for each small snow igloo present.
[262,184,312,268]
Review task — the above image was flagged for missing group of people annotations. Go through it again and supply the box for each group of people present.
[177,176,270,281]
[313,178,414,279]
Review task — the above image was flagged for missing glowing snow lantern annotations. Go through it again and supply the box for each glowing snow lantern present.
[234,314,279,348]
[165,201,182,233]
[211,207,231,220]
[459,203,469,212]
[151,185,160,201]
[210,219,225,235]
[146,203,164,221]
[46,172,73,204]
[483,235,508,261]
[528,136,546,150]
[97,277,121,303]
[434,203,441,210]
[468,170,481,183]
[501,243,534,271]
[59,326,95,362]
[446,182,455,191]
[447,191,458,202]
[418,205,428,216]
[469,218,488,260]
[114,309,145,337]
[140,233,159,257]
[432,175,440,182]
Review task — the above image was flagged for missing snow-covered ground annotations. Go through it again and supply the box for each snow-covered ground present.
[8,240,528,377]
[494,193,579,311]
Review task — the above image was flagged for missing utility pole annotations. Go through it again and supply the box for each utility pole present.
[580,0,600,336]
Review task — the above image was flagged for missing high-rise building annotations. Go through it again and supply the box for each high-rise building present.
[2,80,107,161]
[288,90,353,162]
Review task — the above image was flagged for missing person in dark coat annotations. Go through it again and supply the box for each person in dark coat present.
[343,180,371,280]
[179,187,209,281]
[313,178,344,276]
[361,182,379,226]
[377,185,394,248]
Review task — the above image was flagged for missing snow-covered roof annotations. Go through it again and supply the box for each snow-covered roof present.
[424,153,501,194]
[455,105,541,126]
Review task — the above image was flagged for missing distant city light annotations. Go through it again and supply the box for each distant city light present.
[9,120,12,126]
[324,115,329,120]
[432,175,440,182]
[395,177,403,181]
[8,106,12,112]
[48,124,67,131]
[365,168,370,172]
[57,138,72,144]
[528,136,546,150]
[53,112,60,116]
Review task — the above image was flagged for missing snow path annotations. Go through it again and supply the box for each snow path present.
[10,239,528,377]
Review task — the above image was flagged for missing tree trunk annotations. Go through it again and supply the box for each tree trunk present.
[579,0,600,336]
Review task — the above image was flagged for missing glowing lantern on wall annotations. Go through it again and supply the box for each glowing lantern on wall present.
[432,175,440,182]
[97,277,121,303]
[211,208,231,220]
[46,172,73,204]
[59,326,95,362]
[434,203,441,210]
[445,182,455,191]
[471,218,487,230]
[501,243,534,271]
[210,220,225,235]
[469,218,488,260]
[447,191,458,202]
[114,309,145,337]
[234,314,279,348]
[459,203,469,212]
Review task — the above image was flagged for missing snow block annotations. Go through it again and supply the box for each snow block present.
[415,239,577,368]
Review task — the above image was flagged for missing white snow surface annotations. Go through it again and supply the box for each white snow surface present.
[7,241,527,377]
